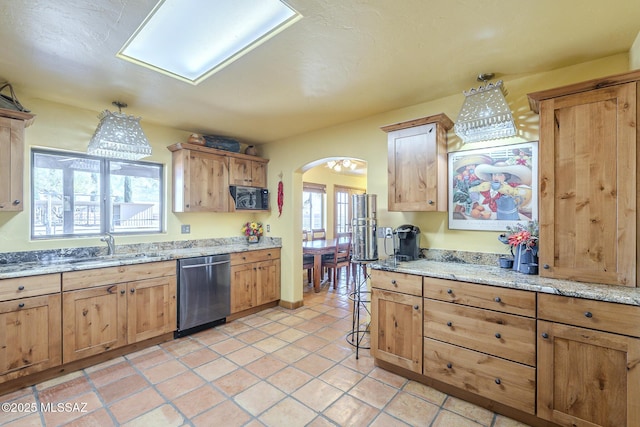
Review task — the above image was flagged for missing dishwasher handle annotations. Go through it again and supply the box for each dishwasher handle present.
[180,260,231,269]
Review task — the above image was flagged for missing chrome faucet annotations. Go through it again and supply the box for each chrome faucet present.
[100,233,115,255]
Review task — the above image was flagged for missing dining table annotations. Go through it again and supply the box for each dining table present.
[303,237,349,292]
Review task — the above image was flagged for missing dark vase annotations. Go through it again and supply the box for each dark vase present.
[513,244,538,274]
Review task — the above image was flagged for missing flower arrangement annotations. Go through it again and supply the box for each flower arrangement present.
[242,221,264,238]
[498,220,538,250]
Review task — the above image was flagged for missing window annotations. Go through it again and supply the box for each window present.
[334,185,365,234]
[32,149,163,238]
[302,182,325,231]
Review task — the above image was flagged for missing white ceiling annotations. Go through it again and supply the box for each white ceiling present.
[1,0,639,144]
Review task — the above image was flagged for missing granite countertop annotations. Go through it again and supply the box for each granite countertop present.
[0,239,281,280]
[371,258,640,307]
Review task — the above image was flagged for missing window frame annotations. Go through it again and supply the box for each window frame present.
[302,182,326,232]
[31,148,164,239]
[333,185,365,235]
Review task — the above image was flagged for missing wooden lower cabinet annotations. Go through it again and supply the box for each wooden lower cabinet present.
[230,249,281,314]
[62,261,177,363]
[424,338,536,414]
[370,270,423,373]
[0,294,62,381]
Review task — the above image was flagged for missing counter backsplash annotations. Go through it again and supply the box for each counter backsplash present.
[0,237,282,265]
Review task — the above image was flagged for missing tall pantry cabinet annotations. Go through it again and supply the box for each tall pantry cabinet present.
[528,69,640,287]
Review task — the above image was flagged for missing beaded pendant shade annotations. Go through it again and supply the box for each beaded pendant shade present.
[454,76,516,143]
[87,101,152,160]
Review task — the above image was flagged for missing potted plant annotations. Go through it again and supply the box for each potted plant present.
[498,220,538,273]
[242,221,264,243]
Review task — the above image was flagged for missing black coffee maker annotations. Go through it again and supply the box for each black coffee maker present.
[394,224,421,261]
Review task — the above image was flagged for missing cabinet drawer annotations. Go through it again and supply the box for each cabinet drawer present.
[370,270,422,296]
[424,338,535,414]
[0,274,61,301]
[424,299,536,366]
[538,293,640,338]
[62,261,176,291]
[231,248,281,266]
[423,277,535,317]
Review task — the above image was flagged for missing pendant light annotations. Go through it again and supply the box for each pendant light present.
[454,73,517,143]
[87,101,152,160]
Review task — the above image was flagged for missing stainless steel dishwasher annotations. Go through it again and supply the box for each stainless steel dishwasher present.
[176,253,231,337]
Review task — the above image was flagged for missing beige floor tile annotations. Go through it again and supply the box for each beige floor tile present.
[493,414,533,427]
[235,381,286,416]
[192,400,252,427]
[262,310,291,321]
[348,377,398,409]
[274,327,308,343]
[275,315,306,327]
[293,353,336,377]
[87,360,137,389]
[253,336,289,353]
[323,394,380,427]
[384,391,440,426]
[142,359,188,384]
[60,407,115,427]
[179,347,220,368]
[259,397,317,427]
[267,366,313,394]
[316,341,354,362]
[37,375,92,403]
[402,380,447,405]
[209,337,247,355]
[368,366,409,388]
[315,326,349,342]
[259,321,292,334]
[293,335,331,352]
[443,396,495,426]
[244,355,288,379]
[213,369,260,396]
[0,412,42,427]
[191,327,229,346]
[432,409,486,426]
[319,364,365,392]
[0,394,37,425]
[108,387,165,424]
[219,321,253,336]
[339,352,375,375]
[370,412,413,427]
[127,348,172,370]
[156,370,205,400]
[226,345,266,366]
[194,357,238,382]
[41,390,102,427]
[295,319,327,333]
[172,385,226,419]
[306,415,338,427]
[240,314,273,327]
[97,373,149,404]
[295,308,323,320]
[161,337,204,357]
[271,344,310,364]
[236,328,270,344]
[292,378,344,412]
[35,370,84,391]
[123,404,185,427]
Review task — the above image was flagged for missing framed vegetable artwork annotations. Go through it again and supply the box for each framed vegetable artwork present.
[448,142,538,231]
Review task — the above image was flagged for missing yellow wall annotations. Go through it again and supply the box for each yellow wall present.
[0,53,630,307]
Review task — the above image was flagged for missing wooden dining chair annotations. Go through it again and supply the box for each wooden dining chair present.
[311,228,326,241]
[322,235,352,288]
[302,230,310,242]
[303,253,314,284]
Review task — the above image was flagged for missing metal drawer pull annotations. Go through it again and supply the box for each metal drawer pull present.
[543,264,550,269]
[495,378,501,385]
[541,332,549,339]
[495,333,501,339]
[18,303,25,308]
[413,305,419,310]
[494,297,501,303]
[447,322,452,327]
[446,363,452,369]
[391,280,397,286]
[584,311,593,318]
[18,285,25,291]
[447,289,453,294]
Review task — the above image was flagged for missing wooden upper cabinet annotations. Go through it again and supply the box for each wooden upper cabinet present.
[528,71,639,287]
[170,147,229,212]
[0,113,33,212]
[382,113,453,212]
[229,157,268,188]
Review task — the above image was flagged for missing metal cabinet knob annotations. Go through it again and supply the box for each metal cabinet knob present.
[584,311,593,318]
[495,333,501,339]
[541,332,549,339]
[428,200,434,205]
[18,285,24,291]
[494,297,501,303]
[18,303,25,308]
[13,200,20,205]
[446,322,452,327]
[446,363,452,369]
[130,288,135,293]
[413,305,419,310]
[120,290,126,295]
[495,378,501,385]
[447,289,453,294]
[543,264,550,269]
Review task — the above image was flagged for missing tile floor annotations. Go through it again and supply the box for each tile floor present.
[0,276,532,427]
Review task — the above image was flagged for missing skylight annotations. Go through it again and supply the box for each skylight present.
[117,0,302,85]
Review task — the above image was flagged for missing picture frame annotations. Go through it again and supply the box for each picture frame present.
[448,141,538,231]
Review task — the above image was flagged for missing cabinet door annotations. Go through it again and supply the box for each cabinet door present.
[230,264,256,313]
[256,260,280,305]
[0,117,24,211]
[127,275,177,343]
[229,158,252,186]
[173,150,229,212]
[250,161,267,188]
[538,83,636,286]
[63,284,127,362]
[0,294,61,380]
[371,288,422,373]
[537,320,640,427]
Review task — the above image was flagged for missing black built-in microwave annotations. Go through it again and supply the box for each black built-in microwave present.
[229,186,269,210]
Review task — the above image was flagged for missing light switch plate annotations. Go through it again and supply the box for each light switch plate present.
[181,224,191,234]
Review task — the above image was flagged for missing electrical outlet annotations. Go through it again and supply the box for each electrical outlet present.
[266,224,270,232]
[181,224,191,234]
